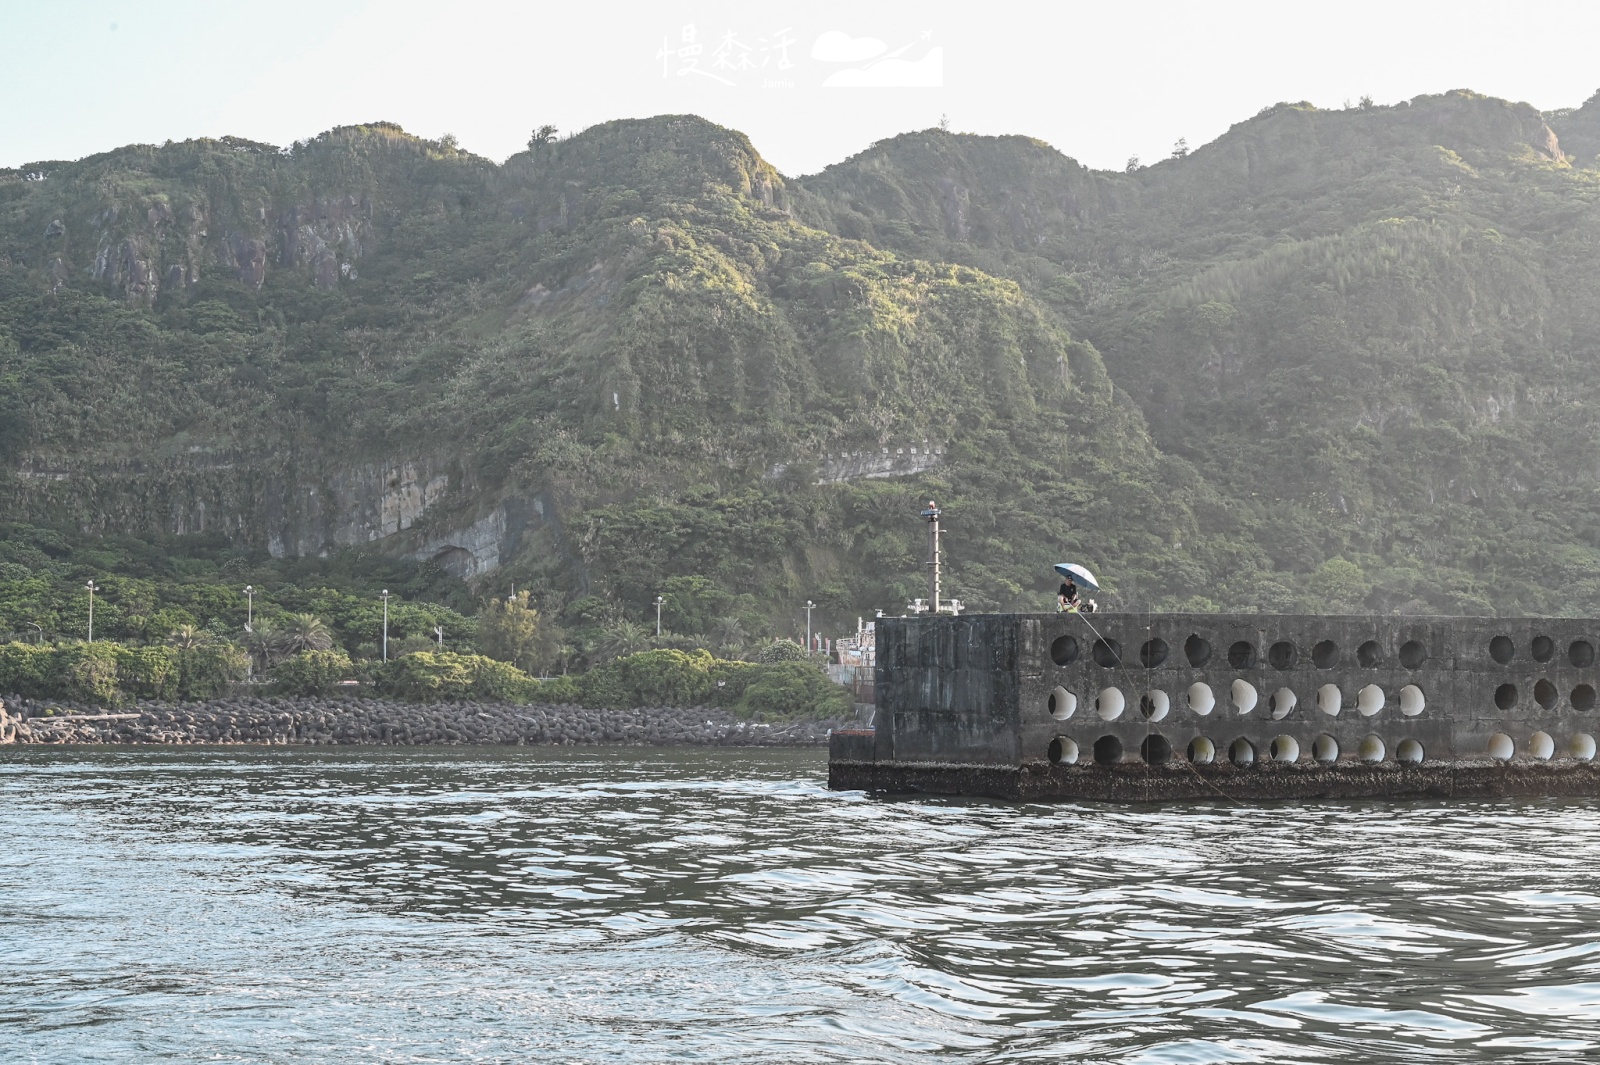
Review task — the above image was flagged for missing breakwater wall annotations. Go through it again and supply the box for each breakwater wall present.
[0,696,847,747]
[830,612,1600,800]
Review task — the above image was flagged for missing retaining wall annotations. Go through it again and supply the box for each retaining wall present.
[831,613,1600,799]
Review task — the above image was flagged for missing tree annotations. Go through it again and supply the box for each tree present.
[243,622,278,672]
[1125,155,1140,172]
[167,625,207,650]
[1171,137,1189,159]
[756,638,807,663]
[477,591,561,673]
[592,619,650,664]
[274,614,334,656]
[710,615,748,658]
[528,124,558,150]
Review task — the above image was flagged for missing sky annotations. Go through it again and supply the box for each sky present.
[3,0,1599,176]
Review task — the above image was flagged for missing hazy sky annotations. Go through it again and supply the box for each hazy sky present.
[4,0,1598,176]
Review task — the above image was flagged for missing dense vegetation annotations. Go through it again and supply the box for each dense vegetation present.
[5,88,1600,638]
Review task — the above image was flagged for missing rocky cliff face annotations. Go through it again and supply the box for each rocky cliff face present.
[7,95,1600,619]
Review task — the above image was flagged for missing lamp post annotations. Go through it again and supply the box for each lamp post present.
[380,589,392,662]
[805,600,815,656]
[244,585,254,633]
[654,595,665,637]
[85,580,97,643]
[27,621,42,645]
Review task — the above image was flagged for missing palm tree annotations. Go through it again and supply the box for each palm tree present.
[592,619,649,664]
[167,625,208,650]
[273,613,334,656]
[711,615,748,659]
[243,622,279,671]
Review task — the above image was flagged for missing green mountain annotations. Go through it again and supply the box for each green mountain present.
[5,89,1600,637]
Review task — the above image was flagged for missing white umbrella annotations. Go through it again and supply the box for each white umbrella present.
[1053,563,1100,591]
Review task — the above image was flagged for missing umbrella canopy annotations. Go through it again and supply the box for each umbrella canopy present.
[1053,563,1100,591]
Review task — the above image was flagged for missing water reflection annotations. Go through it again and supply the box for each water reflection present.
[3,747,1600,1062]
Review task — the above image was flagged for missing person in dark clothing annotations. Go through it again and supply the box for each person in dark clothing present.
[1058,579,1079,611]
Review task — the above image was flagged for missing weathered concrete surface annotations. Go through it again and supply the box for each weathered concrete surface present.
[833,613,1600,800]
[829,758,1600,801]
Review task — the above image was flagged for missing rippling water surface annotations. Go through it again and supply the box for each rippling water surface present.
[5,747,1600,1063]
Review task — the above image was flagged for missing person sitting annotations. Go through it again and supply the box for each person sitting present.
[1058,579,1080,612]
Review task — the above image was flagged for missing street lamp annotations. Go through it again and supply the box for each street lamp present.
[654,595,665,637]
[85,580,98,643]
[805,600,815,656]
[244,585,254,632]
[27,621,42,645]
[380,589,392,662]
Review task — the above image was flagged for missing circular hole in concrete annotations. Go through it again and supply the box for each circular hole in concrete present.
[1529,731,1555,761]
[1141,734,1173,765]
[1358,734,1386,763]
[1187,682,1215,716]
[1357,684,1385,717]
[1535,679,1559,710]
[1228,640,1257,669]
[1141,690,1171,722]
[1188,737,1216,764]
[1048,686,1077,721]
[1269,735,1300,762]
[1096,687,1126,721]
[1399,684,1425,716]
[1358,640,1383,668]
[1574,684,1597,712]
[1269,687,1298,720]
[1487,733,1515,761]
[1092,638,1122,668]
[1048,736,1079,765]
[1228,738,1256,766]
[1313,733,1340,763]
[1312,640,1340,669]
[1049,634,1080,667]
[1139,638,1169,668]
[1490,635,1514,664]
[1268,641,1297,670]
[1185,635,1212,667]
[1231,679,1259,715]
[1398,640,1425,669]
[1569,733,1596,761]
[1532,635,1555,663]
[1317,683,1342,716]
[1093,735,1123,765]
[1571,640,1596,669]
[1396,739,1424,765]
[1494,683,1518,711]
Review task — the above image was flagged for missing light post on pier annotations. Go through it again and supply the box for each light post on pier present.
[654,595,665,637]
[244,585,254,632]
[805,600,815,656]
[85,580,98,643]
[380,589,392,662]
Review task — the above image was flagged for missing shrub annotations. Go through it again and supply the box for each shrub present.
[176,643,250,699]
[272,649,354,696]
[376,651,541,702]
[579,648,715,710]
[0,641,52,696]
[58,643,122,704]
[733,661,853,720]
[114,645,178,700]
[755,639,807,663]
[529,675,580,704]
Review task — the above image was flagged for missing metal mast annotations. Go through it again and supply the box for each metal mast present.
[921,500,941,613]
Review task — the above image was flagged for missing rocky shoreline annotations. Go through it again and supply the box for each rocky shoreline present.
[0,696,855,747]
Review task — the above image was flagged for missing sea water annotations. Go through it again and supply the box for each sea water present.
[3,746,1599,1063]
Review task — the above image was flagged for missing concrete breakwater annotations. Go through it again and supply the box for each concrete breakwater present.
[0,697,848,747]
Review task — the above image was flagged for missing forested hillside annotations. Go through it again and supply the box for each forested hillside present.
[5,88,1600,646]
